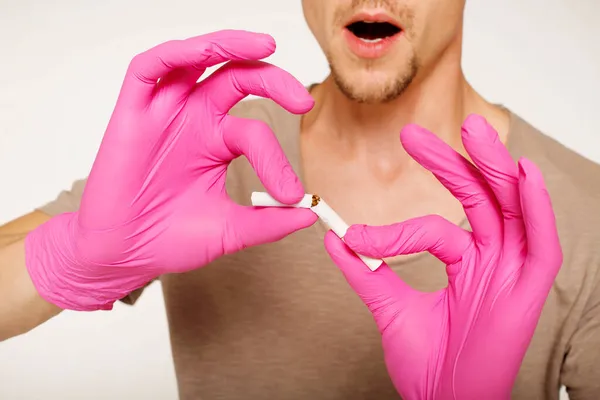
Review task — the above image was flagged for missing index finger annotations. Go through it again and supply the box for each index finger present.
[120,30,277,107]
[197,60,315,115]
[400,124,503,244]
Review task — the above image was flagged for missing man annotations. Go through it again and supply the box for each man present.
[1,1,599,399]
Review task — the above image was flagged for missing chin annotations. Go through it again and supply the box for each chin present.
[336,77,395,103]
[325,37,420,103]
[330,61,419,104]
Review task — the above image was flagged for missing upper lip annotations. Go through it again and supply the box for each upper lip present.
[344,11,402,30]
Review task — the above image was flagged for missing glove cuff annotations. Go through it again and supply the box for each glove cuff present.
[24,212,148,311]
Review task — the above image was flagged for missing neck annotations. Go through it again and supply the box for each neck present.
[315,66,468,144]
[302,43,508,163]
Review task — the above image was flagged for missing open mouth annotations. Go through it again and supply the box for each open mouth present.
[345,21,402,43]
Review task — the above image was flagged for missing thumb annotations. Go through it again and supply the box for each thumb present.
[344,215,471,266]
[324,231,417,323]
[227,206,318,252]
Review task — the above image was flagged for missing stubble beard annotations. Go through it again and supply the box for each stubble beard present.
[329,56,419,104]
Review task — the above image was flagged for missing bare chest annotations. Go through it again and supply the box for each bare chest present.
[300,141,466,232]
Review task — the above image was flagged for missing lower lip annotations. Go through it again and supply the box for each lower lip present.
[343,28,402,59]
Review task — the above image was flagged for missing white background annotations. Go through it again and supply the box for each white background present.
[0,0,598,399]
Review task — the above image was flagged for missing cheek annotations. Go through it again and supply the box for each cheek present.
[302,0,335,52]
[410,2,464,62]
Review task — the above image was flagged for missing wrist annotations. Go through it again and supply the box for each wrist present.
[0,238,62,340]
[24,212,148,311]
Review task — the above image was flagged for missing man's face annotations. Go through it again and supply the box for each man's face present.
[302,0,466,103]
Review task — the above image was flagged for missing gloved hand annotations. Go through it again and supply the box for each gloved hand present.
[325,115,562,400]
[25,30,317,311]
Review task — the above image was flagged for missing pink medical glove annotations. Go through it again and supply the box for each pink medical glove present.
[25,30,317,311]
[325,115,562,400]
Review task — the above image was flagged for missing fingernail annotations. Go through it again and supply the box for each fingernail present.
[400,123,429,144]
[520,158,550,201]
[284,180,303,200]
[297,208,319,227]
[401,123,427,136]
[281,79,312,111]
[462,114,497,142]
[294,83,313,103]
[344,224,367,246]
[259,33,275,44]
[281,166,303,199]
[519,157,546,187]
[518,158,528,179]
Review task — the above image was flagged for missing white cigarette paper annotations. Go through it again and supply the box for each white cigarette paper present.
[251,192,314,209]
[251,191,384,271]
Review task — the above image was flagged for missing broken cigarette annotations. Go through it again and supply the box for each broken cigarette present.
[250,192,384,271]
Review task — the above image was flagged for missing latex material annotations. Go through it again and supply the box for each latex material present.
[325,115,563,400]
[25,30,317,311]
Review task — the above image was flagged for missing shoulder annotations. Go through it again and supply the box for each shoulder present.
[511,114,600,195]
[509,113,600,208]
[511,113,600,298]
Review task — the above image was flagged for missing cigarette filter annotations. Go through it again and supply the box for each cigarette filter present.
[251,191,384,271]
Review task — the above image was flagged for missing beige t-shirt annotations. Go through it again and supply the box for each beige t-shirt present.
[39,98,600,400]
